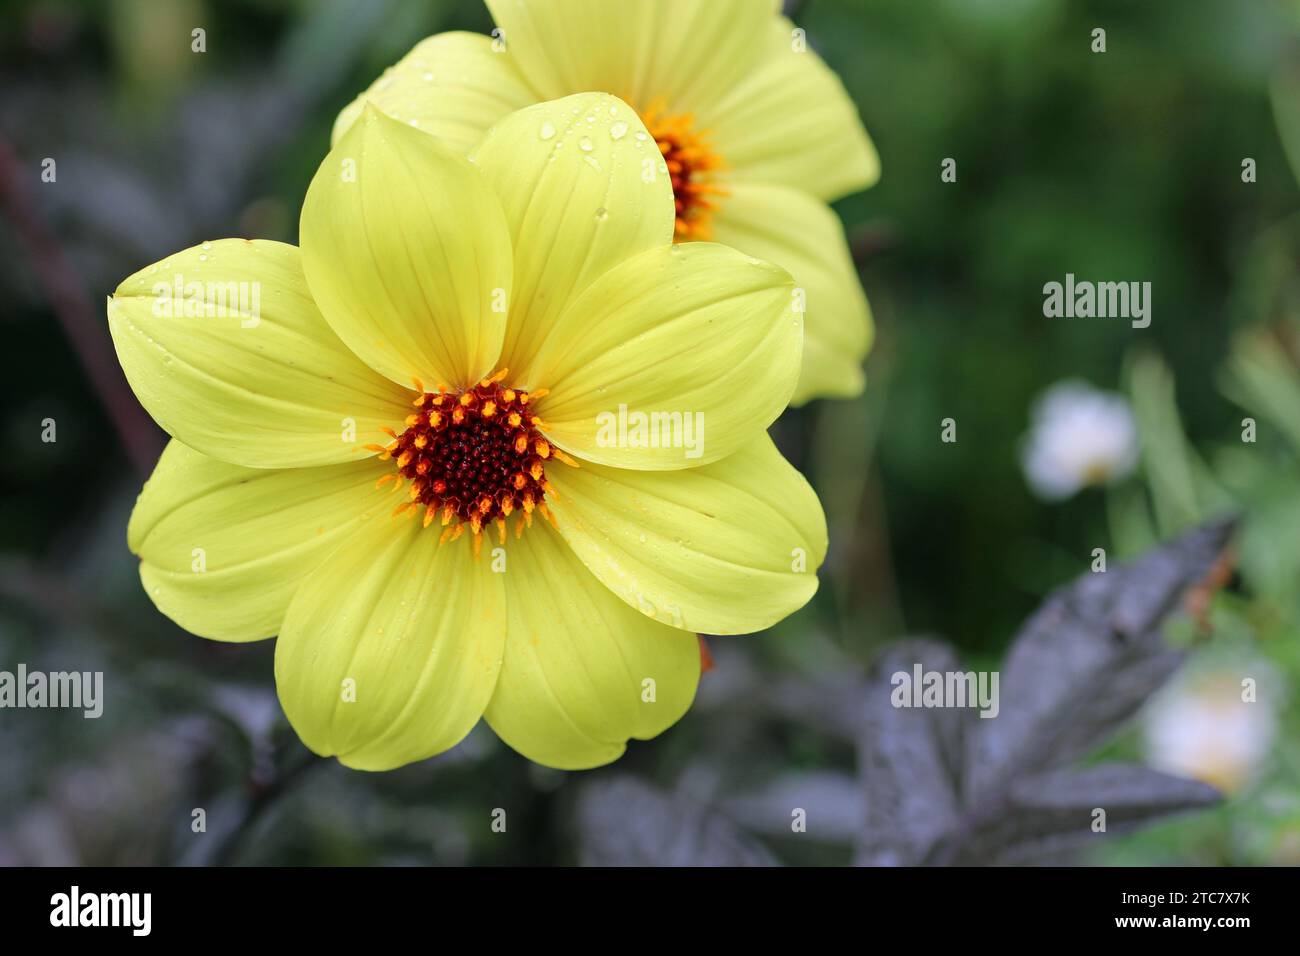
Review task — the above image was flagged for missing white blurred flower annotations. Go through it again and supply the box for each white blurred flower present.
[1142,660,1279,794]
[1020,380,1138,500]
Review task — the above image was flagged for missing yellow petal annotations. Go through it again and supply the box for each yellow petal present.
[300,106,512,390]
[108,239,409,469]
[274,514,506,771]
[709,182,872,405]
[485,0,769,113]
[530,242,800,469]
[331,32,536,154]
[470,92,675,383]
[547,434,826,634]
[129,440,390,642]
[485,520,700,770]
[703,16,879,202]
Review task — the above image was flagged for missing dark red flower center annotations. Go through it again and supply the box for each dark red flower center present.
[370,370,572,553]
[641,102,726,241]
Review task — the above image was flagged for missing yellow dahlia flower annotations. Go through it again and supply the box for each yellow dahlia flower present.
[334,0,879,404]
[107,93,827,771]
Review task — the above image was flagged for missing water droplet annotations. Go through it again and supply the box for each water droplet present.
[198,254,208,262]
[595,207,608,221]
[609,121,628,140]
[583,156,602,171]
[201,240,212,250]
[422,72,434,82]
[539,121,556,140]
[578,137,593,152]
